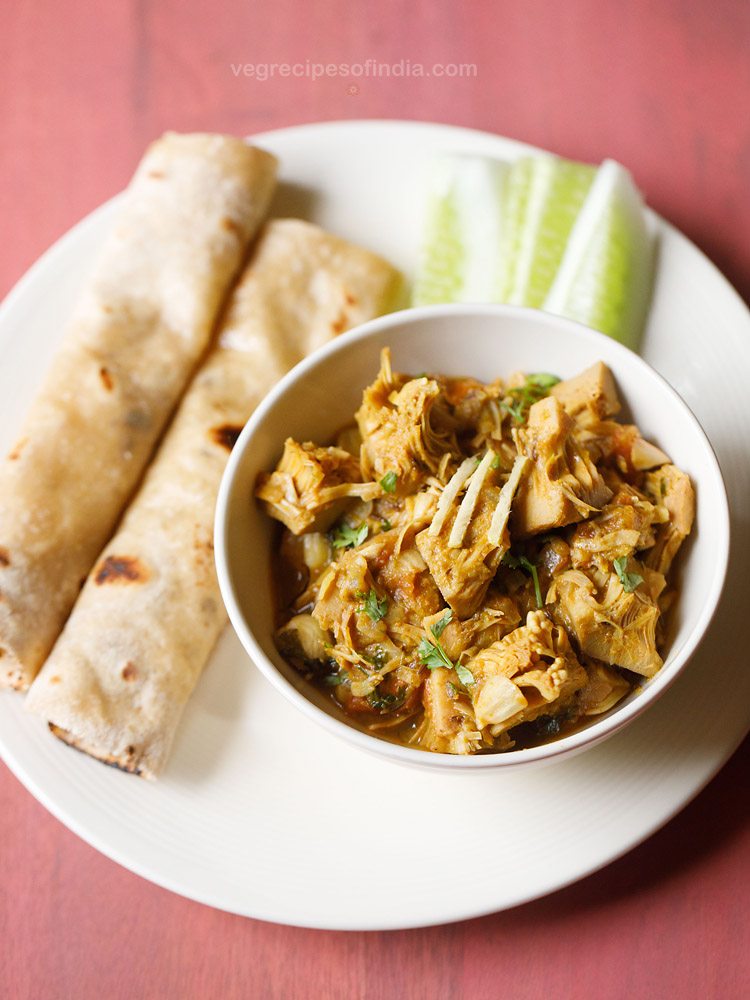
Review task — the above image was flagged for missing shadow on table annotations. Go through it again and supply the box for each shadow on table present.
[466,732,750,932]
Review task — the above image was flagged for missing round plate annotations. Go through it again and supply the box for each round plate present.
[0,121,748,931]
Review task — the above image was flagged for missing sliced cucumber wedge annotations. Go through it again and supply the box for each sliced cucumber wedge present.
[543,159,654,348]
[413,155,508,305]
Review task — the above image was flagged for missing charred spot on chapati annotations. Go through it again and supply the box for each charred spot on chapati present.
[221,216,241,236]
[49,724,143,776]
[7,438,27,461]
[330,311,348,334]
[99,366,114,391]
[94,555,149,585]
[0,548,10,567]
[210,423,243,451]
[121,662,138,682]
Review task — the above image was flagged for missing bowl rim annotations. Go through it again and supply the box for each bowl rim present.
[215,302,730,769]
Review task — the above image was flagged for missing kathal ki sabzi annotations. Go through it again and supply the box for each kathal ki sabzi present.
[256,350,695,754]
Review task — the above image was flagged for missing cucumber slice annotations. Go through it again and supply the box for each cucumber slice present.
[413,152,654,350]
[413,156,508,305]
[543,159,654,348]
[499,156,596,308]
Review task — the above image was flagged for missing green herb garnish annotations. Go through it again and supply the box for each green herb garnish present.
[367,688,407,712]
[380,518,393,532]
[500,373,561,424]
[331,521,369,549]
[380,471,398,493]
[357,589,388,622]
[490,454,501,470]
[613,556,644,593]
[418,610,455,670]
[364,645,388,670]
[323,673,346,687]
[417,637,454,671]
[526,373,561,389]
[503,551,544,609]
[455,664,476,688]
[431,609,453,638]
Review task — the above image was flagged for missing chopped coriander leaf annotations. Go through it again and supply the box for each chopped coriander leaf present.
[526,373,561,389]
[503,551,544,608]
[446,681,458,698]
[613,556,644,593]
[358,589,388,622]
[431,609,453,639]
[490,454,501,470]
[520,557,544,609]
[330,521,369,549]
[323,673,346,686]
[380,471,398,493]
[364,645,388,669]
[500,372,561,424]
[455,664,475,688]
[500,397,525,423]
[367,688,407,711]
[380,518,393,531]
[418,637,454,671]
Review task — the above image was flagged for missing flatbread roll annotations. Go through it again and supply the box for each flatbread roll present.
[0,132,277,689]
[26,219,402,777]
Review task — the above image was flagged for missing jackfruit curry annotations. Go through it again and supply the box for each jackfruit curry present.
[256,350,695,754]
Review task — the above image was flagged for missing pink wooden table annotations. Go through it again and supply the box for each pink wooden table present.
[2,1,749,996]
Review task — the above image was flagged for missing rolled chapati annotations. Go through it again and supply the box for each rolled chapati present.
[0,132,277,689]
[25,219,402,777]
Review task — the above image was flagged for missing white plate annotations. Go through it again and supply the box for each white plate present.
[1,120,748,931]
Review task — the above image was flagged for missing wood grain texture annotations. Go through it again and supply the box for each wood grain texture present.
[1,0,749,996]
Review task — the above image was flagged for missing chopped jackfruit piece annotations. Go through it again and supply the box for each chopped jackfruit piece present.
[643,464,695,575]
[439,591,522,662]
[512,396,612,537]
[416,479,505,619]
[467,611,587,732]
[548,564,666,677]
[414,668,486,754]
[416,454,527,619]
[567,484,665,571]
[576,658,632,716]
[372,533,444,626]
[576,419,670,474]
[313,551,387,651]
[356,350,460,492]
[551,361,621,423]
[256,438,380,534]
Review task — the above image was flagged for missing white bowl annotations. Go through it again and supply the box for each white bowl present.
[215,304,729,772]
